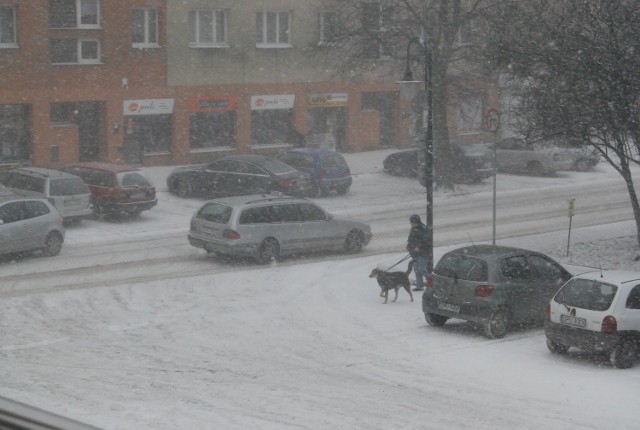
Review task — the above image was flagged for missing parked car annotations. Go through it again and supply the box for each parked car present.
[188,194,372,263]
[0,394,100,429]
[491,137,576,175]
[558,143,600,171]
[0,167,93,225]
[276,148,352,196]
[545,270,640,368]
[61,162,157,217]
[422,245,572,338]
[167,154,316,198]
[0,195,65,257]
[384,142,494,184]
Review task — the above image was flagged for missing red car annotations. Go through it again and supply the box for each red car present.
[62,162,157,217]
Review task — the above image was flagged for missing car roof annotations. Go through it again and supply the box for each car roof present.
[64,162,141,173]
[203,193,304,207]
[446,244,544,259]
[283,148,340,156]
[220,154,272,164]
[0,394,100,430]
[0,194,46,204]
[12,167,80,179]
[574,269,640,285]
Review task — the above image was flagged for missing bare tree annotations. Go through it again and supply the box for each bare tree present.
[316,0,496,190]
[484,0,640,246]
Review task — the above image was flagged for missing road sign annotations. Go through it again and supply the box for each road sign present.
[486,108,500,133]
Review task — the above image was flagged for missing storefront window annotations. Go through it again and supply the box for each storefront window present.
[190,111,236,149]
[251,110,296,146]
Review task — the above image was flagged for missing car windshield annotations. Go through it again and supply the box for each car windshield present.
[118,172,153,187]
[49,178,89,196]
[555,278,618,311]
[434,254,488,282]
[196,203,232,223]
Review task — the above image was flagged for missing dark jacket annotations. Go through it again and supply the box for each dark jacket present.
[407,222,429,258]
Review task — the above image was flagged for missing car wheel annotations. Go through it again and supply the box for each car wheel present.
[344,230,364,253]
[174,179,192,198]
[484,310,510,339]
[425,312,448,327]
[42,232,63,257]
[336,185,350,195]
[546,338,570,354]
[610,338,639,369]
[575,158,591,172]
[256,238,280,264]
[527,161,545,176]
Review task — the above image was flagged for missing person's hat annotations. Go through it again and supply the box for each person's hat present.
[409,214,421,224]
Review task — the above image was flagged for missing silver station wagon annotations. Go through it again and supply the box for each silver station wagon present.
[188,194,372,263]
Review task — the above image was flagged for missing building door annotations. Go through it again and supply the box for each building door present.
[0,104,31,164]
[77,102,101,161]
[362,92,395,148]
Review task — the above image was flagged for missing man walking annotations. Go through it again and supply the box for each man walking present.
[407,214,430,291]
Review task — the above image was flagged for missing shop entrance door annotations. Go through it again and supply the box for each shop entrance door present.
[77,102,101,161]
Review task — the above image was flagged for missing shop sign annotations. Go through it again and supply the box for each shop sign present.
[124,99,174,116]
[190,97,238,112]
[308,93,348,107]
[251,95,295,110]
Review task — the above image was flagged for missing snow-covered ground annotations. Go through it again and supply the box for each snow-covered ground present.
[1,149,639,429]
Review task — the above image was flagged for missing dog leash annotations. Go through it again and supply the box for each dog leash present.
[385,254,412,271]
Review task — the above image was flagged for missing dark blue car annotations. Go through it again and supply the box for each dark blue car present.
[277,148,352,197]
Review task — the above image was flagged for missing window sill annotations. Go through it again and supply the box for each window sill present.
[189,43,230,49]
[190,147,235,154]
[256,43,292,49]
[51,62,103,66]
[251,143,293,150]
[0,44,18,49]
[132,43,161,49]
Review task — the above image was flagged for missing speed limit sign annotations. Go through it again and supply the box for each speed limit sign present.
[486,108,499,133]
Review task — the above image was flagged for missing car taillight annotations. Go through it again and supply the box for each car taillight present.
[223,229,240,240]
[601,315,617,334]
[426,276,433,289]
[475,284,495,297]
[278,179,291,188]
[319,169,326,179]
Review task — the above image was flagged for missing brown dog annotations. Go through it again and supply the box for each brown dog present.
[369,261,414,304]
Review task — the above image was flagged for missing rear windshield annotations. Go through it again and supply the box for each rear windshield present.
[279,153,314,169]
[118,172,153,187]
[323,153,348,169]
[259,158,297,174]
[49,178,89,196]
[554,278,618,311]
[434,254,488,282]
[196,203,232,223]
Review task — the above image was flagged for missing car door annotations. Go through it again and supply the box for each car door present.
[499,254,537,322]
[243,162,272,194]
[619,284,640,332]
[203,160,239,196]
[527,253,571,315]
[297,202,332,250]
[0,201,32,252]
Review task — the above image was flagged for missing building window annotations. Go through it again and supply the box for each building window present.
[51,103,77,126]
[256,10,290,47]
[51,38,101,64]
[132,8,158,48]
[50,0,100,29]
[0,6,16,48]
[319,11,338,46]
[457,98,483,134]
[361,1,393,59]
[189,10,227,47]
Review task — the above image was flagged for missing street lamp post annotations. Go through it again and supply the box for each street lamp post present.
[397,37,434,272]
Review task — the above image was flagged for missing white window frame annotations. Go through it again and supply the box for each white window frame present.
[78,0,100,29]
[256,10,291,48]
[0,5,17,48]
[189,9,228,48]
[132,8,159,48]
[51,38,101,65]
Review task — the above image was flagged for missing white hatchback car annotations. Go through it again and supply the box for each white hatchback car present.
[545,270,640,368]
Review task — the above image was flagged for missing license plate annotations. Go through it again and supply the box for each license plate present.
[560,315,587,327]
[437,301,460,313]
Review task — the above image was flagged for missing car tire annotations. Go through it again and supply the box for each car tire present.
[610,338,639,369]
[174,179,192,198]
[343,230,364,253]
[484,310,510,339]
[425,312,448,327]
[575,158,591,172]
[546,338,570,354]
[527,161,545,176]
[256,238,280,264]
[42,232,63,257]
[336,185,350,195]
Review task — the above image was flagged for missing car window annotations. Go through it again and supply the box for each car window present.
[279,153,314,168]
[4,172,45,193]
[323,153,347,168]
[239,206,271,224]
[196,203,232,223]
[501,255,530,280]
[434,254,488,282]
[299,203,326,221]
[244,162,267,175]
[528,254,566,280]
[625,285,640,310]
[24,200,51,218]
[259,158,297,174]
[49,178,89,196]
[270,204,300,222]
[70,168,113,187]
[209,160,238,172]
[555,278,618,311]
[118,172,152,187]
[0,201,26,223]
